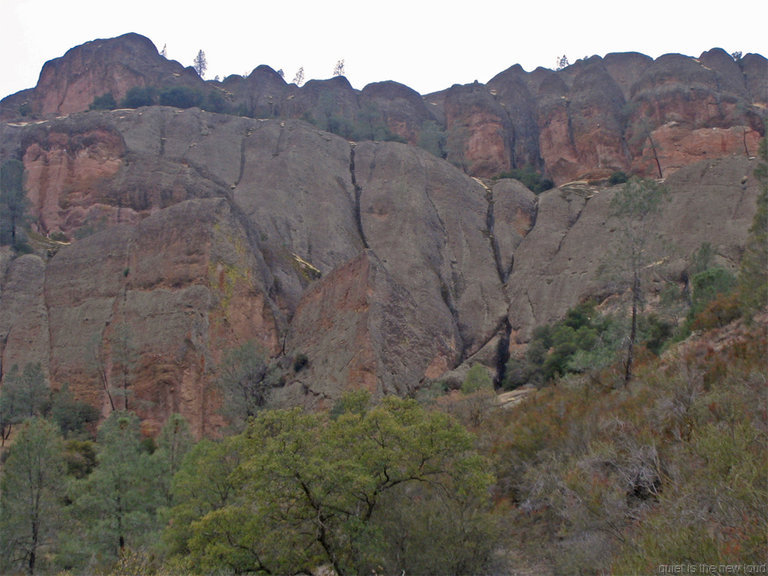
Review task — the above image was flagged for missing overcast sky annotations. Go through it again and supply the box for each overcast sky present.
[1,0,766,100]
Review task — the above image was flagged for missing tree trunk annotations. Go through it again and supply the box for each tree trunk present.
[28,516,39,576]
[624,270,640,386]
[649,135,663,179]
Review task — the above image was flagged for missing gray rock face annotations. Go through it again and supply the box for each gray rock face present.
[507,155,760,342]
[0,108,526,431]
[0,95,761,433]
[2,33,765,185]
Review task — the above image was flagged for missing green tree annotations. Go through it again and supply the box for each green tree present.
[152,413,194,508]
[738,136,768,317]
[462,363,494,394]
[71,412,161,564]
[163,436,244,563]
[216,341,279,430]
[497,165,554,194]
[609,176,668,385]
[0,159,29,247]
[179,396,496,575]
[120,86,158,108]
[690,267,737,318]
[293,66,305,86]
[89,93,117,110]
[332,58,345,77]
[0,419,66,575]
[49,382,100,439]
[0,363,50,445]
[193,50,207,78]
[159,86,203,109]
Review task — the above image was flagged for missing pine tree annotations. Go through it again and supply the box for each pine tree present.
[293,66,305,86]
[0,419,65,575]
[71,412,161,560]
[0,159,28,246]
[738,136,768,316]
[333,59,345,77]
[193,50,207,78]
[609,177,668,385]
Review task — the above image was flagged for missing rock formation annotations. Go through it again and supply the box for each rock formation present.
[2,35,764,183]
[0,34,764,435]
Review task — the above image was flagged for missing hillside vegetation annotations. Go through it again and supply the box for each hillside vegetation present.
[0,283,765,576]
[0,33,766,574]
[0,138,765,572]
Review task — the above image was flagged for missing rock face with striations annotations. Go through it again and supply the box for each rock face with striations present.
[3,34,764,184]
[0,34,764,435]
[0,108,518,435]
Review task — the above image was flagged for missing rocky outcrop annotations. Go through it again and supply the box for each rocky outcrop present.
[0,36,764,435]
[24,33,202,117]
[624,49,764,178]
[437,82,514,175]
[360,81,433,145]
[2,35,765,184]
[0,108,522,433]
[33,197,285,436]
[506,154,761,343]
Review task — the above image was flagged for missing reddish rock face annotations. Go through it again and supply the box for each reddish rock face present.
[0,36,764,436]
[30,33,201,117]
[3,34,764,186]
[23,127,127,236]
[442,83,512,176]
[280,251,433,408]
[631,124,763,177]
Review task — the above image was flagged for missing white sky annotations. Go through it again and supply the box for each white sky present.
[1,0,766,100]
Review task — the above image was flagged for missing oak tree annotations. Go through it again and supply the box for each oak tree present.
[177,396,497,575]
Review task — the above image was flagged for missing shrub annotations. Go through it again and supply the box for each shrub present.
[496,166,554,194]
[608,171,628,185]
[293,353,309,372]
[684,267,739,333]
[202,90,228,114]
[121,86,158,108]
[159,86,203,109]
[503,300,626,389]
[691,292,742,331]
[639,314,675,355]
[90,93,117,110]
[461,364,494,394]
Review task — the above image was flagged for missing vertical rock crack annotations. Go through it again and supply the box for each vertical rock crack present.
[349,144,369,249]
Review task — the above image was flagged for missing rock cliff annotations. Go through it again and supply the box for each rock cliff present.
[0,35,764,435]
[2,35,764,183]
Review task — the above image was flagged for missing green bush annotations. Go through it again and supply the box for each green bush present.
[202,90,229,113]
[689,267,738,321]
[496,165,554,193]
[121,86,158,108]
[503,300,627,389]
[608,171,628,185]
[639,313,675,355]
[691,292,742,331]
[159,86,203,109]
[89,93,117,110]
[462,364,494,394]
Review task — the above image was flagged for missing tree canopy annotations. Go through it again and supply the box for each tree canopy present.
[171,394,498,575]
